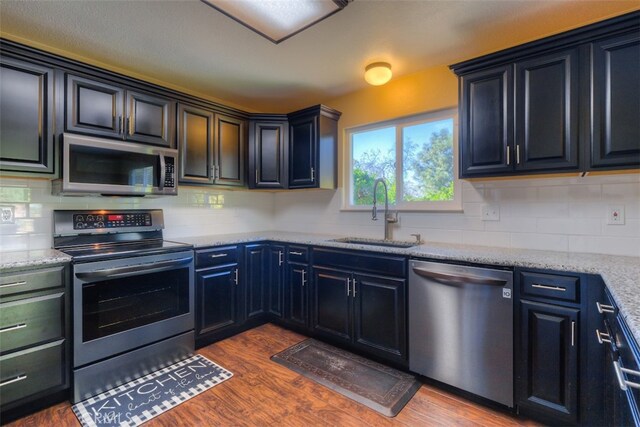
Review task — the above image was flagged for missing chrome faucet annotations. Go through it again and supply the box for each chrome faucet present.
[372,178,398,240]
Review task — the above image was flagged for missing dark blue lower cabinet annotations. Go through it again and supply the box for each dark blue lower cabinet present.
[310,252,408,365]
[244,244,268,320]
[197,264,240,336]
[284,261,309,329]
[517,300,579,424]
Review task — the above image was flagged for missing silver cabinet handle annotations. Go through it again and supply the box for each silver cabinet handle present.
[0,323,27,334]
[347,277,351,296]
[209,253,228,258]
[596,302,615,314]
[532,283,566,292]
[0,280,26,288]
[613,360,640,391]
[301,269,306,287]
[506,146,510,165]
[516,144,521,164]
[596,328,612,344]
[118,115,123,135]
[234,268,239,285]
[0,374,27,388]
[290,251,304,256]
[128,112,134,136]
[311,167,315,181]
[255,169,259,184]
[278,251,283,266]
[571,321,576,347]
[352,278,357,297]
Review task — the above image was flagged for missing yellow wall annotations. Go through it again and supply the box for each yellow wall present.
[321,65,458,186]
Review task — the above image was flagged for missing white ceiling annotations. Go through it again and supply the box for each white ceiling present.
[1,0,638,112]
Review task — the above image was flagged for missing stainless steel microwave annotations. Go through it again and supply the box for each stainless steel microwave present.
[52,133,178,196]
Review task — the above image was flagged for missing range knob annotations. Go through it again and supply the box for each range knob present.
[75,222,84,229]
[86,215,95,221]
[76,215,84,222]
[96,222,105,228]
[96,215,104,221]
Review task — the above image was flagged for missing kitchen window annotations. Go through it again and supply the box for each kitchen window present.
[344,109,461,211]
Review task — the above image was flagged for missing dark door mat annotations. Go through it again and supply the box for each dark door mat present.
[271,338,420,417]
[72,354,232,427]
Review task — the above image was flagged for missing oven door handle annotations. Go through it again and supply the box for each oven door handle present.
[75,257,193,281]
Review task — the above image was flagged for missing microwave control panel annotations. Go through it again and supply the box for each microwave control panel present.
[73,213,152,230]
[164,157,175,188]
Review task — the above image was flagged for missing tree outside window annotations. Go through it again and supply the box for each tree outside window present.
[347,110,460,211]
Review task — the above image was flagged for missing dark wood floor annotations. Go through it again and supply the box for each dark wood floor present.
[7,324,538,426]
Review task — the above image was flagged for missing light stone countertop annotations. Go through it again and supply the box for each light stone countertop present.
[0,248,72,270]
[175,231,640,343]
[2,231,637,344]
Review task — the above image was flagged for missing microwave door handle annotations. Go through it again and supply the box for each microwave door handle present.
[75,257,192,281]
[159,153,166,190]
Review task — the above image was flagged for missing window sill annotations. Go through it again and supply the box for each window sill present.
[340,206,464,213]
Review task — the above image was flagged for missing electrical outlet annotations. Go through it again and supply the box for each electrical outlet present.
[607,205,625,225]
[0,206,15,224]
[482,204,500,221]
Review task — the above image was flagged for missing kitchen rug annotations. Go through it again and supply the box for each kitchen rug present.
[271,338,420,417]
[72,354,232,427]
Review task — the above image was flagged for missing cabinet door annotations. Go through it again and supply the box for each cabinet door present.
[459,65,513,177]
[285,262,309,329]
[268,245,285,317]
[197,265,239,336]
[66,74,124,139]
[244,244,267,320]
[178,103,214,184]
[353,273,406,363]
[125,90,174,147]
[288,114,317,188]
[0,57,55,174]
[311,267,351,342]
[249,121,287,189]
[515,49,579,172]
[517,300,579,424]
[590,32,640,169]
[214,114,246,187]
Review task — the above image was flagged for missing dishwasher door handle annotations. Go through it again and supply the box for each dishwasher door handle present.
[411,267,508,287]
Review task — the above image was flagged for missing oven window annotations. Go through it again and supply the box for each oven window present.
[69,145,159,187]
[82,267,189,342]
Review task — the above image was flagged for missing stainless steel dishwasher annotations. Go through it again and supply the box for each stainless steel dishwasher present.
[409,260,514,407]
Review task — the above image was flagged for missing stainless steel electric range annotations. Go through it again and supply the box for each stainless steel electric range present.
[53,209,195,403]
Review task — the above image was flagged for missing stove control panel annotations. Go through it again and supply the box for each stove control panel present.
[73,213,152,229]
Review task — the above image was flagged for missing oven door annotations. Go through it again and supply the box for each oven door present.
[73,250,194,367]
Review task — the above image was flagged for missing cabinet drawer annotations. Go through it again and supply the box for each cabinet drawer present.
[313,248,406,277]
[0,266,65,298]
[0,339,65,405]
[520,271,579,302]
[287,246,308,263]
[196,246,239,269]
[0,292,64,353]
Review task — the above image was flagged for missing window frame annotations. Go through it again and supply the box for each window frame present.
[342,108,462,212]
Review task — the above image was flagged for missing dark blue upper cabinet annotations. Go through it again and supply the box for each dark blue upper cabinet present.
[515,48,580,172]
[287,105,341,189]
[452,11,639,178]
[0,56,55,175]
[589,31,640,169]
[460,65,513,177]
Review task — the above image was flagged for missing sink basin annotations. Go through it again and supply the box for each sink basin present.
[330,237,420,248]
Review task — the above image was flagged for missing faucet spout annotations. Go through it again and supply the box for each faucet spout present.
[372,178,397,240]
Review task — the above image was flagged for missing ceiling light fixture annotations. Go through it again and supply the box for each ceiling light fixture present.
[364,62,392,86]
[202,0,350,44]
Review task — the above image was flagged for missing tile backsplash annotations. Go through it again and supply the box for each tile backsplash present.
[273,174,640,257]
[1,174,639,257]
[0,177,274,252]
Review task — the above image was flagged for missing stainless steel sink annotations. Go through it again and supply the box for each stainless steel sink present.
[330,237,420,248]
